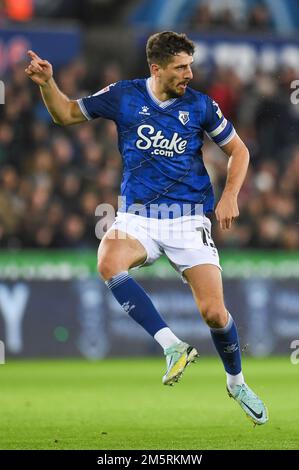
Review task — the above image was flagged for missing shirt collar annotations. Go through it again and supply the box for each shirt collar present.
[146,77,177,108]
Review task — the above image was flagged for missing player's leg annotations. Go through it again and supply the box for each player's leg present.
[184,264,243,381]
[98,228,198,385]
[98,229,176,342]
[184,264,268,425]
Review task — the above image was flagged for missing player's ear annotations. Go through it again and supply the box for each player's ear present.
[150,63,160,77]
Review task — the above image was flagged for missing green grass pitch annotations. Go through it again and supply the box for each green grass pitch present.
[0,357,298,450]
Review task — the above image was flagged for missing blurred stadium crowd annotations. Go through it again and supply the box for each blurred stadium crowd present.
[1,0,299,32]
[0,0,298,250]
[1,57,298,251]
[189,1,272,32]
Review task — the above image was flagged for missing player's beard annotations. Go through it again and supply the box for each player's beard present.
[164,80,188,98]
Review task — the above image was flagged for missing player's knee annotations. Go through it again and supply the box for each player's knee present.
[201,305,227,328]
[97,256,120,281]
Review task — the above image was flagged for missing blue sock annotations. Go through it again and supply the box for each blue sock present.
[105,271,168,337]
[210,313,242,375]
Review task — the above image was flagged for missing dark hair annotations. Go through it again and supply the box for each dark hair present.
[146,31,195,67]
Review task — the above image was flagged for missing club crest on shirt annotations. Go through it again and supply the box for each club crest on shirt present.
[178,110,190,125]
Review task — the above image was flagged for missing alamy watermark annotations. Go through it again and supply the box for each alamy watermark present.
[0,80,5,104]
[290,340,299,365]
[0,340,5,364]
[290,80,299,104]
[95,197,205,242]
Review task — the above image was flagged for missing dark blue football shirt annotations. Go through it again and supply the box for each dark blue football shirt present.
[77,78,235,218]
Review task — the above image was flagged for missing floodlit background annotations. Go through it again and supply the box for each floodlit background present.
[1,0,299,451]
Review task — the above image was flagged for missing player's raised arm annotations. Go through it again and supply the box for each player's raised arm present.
[25,50,86,126]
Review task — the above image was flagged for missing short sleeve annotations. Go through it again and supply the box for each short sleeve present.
[77,81,122,121]
[203,96,236,147]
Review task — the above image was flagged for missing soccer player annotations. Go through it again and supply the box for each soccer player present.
[25,31,268,425]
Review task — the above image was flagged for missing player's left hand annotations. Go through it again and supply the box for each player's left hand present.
[215,192,239,230]
[25,50,53,86]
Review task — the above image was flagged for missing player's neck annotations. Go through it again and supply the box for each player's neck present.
[149,76,171,102]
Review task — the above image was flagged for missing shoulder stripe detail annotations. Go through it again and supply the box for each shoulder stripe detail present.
[77,98,92,121]
[207,118,227,138]
[218,128,236,147]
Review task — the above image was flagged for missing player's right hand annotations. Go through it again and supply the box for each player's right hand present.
[25,50,53,86]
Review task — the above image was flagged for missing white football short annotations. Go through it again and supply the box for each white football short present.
[107,212,221,282]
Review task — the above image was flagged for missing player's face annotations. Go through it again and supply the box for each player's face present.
[159,52,193,98]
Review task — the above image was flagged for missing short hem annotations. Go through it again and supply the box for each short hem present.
[181,261,222,283]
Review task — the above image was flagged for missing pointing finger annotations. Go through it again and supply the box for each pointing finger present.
[28,50,41,61]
